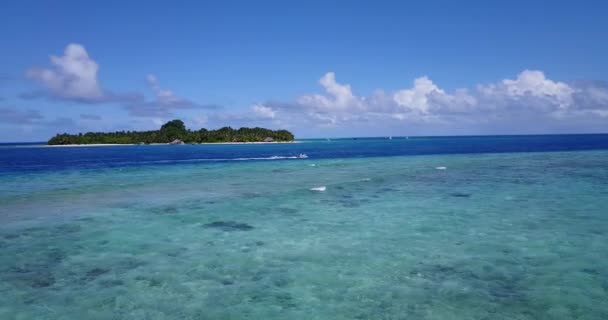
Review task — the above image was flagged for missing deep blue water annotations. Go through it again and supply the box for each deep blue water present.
[2,134,608,173]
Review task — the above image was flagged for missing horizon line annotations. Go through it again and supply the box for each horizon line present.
[3,132,608,144]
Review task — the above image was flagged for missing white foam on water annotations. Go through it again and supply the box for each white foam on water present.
[435,166,447,170]
[234,155,301,161]
[111,155,307,166]
[310,186,326,192]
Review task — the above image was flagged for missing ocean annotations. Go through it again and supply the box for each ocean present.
[1,135,608,319]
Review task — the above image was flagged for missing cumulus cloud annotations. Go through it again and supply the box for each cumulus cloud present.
[392,77,478,115]
[19,45,608,135]
[297,72,364,111]
[24,43,141,105]
[503,70,573,105]
[24,44,217,118]
[263,70,608,134]
[393,77,443,113]
[26,44,104,101]
[251,104,276,119]
[268,72,477,126]
[478,69,574,110]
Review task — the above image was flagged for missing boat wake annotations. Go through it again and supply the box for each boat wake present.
[235,153,308,161]
[110,154,310,166]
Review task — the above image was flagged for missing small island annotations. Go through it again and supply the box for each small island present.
[48,120,295,145]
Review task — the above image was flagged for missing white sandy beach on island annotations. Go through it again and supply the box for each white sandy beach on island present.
[43,141,302,147]
[44,144,137,147]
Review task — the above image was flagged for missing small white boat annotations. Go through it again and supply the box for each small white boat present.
[298,153,308,159]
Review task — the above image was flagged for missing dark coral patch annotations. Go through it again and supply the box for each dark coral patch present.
[203,221,254,231]
[450,192,471,198]
[56,224,82,233]
[30,273,55,288]
[83,267,110,281]
[276,207,299,215]
[582,268,600,275]
[163,207,179,214]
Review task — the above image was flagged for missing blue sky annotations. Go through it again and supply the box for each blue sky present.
[1,0,607,141]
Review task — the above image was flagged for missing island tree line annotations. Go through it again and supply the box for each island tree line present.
[48,120,295,145]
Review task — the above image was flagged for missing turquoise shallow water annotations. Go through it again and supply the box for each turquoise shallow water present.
[1,150,608,319]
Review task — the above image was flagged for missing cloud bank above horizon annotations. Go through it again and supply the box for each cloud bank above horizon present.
[256,70,608,133]
[2,43,608,139]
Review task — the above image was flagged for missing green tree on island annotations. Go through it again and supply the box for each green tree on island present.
[48,120,295,145]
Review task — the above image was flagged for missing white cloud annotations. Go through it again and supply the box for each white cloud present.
[251,104,276,119]
[297,72,364,110]
[20,45,608,135]
[391,77,478,115]
[393,76,443,113]
[479,69,574,109]
[24,44,217,119]
[265,70,608,133]
[503,70,574,107]
[270,72,478,125]
[26,44,103,101]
